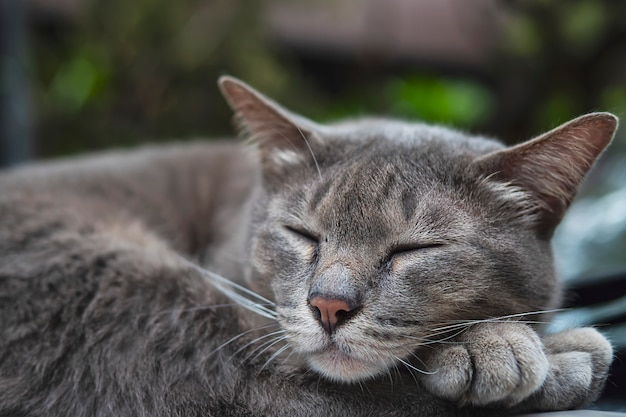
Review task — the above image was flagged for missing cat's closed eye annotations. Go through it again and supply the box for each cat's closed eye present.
[284,225,319,245]
[284,225,320,262]
[385,243,445,269]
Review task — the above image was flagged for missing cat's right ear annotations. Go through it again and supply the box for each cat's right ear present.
[218,76,321,177]
[473,112,618,237]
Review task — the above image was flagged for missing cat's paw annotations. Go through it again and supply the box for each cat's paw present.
[419,323,613,410]
[420,322,549,407]
[520,327,613,410]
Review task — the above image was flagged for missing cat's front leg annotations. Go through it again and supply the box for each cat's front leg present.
[419,322,613,411]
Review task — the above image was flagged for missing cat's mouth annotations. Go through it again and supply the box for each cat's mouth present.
[307,343,390,382]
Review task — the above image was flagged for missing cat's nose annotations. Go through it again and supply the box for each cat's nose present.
[309,296,355,335]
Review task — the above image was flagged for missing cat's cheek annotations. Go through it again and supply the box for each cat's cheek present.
[299,242,317,263]
[387,255,415,274]
[251,233,308,280]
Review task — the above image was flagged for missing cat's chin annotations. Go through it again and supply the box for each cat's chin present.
[307,347,388,383]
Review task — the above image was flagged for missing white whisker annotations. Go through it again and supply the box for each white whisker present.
[247,335,289,363]
[264,125,322,181]
[357,380,365,394]
[395,356,437,375]
[174,255,278,320]
[232,329,287,358]
[211,282,277,319]
[391,359,402,382]
[407,351,430,370]
[208,323,279,357]
[295,124,323,181]
[401,326,469,348]
[386,366,394,387]
[396,356,420,387]
[260,343,292,372]
[428,309,566,333]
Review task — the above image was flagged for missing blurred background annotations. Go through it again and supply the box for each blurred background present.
[1,0,625,410]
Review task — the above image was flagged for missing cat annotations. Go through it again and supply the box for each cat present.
[0,76,618,417]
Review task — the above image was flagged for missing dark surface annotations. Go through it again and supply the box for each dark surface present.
[520,411,626,417]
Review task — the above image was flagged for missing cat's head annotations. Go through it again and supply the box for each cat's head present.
[219,76,618,382]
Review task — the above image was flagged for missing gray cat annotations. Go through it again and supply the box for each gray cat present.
[0,76,617,417]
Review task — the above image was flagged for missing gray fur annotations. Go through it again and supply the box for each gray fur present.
[0,76,618,417]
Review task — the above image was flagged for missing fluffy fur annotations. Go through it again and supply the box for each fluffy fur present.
[0,76,618,416]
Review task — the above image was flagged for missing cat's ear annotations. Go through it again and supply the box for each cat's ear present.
[218,76,320,174]
[473,112,618,236]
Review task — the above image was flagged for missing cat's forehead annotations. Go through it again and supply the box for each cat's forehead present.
[312,119,503,189]
[322,118,504,155]
[273,120,506,241]
[306,155,461,222]
[279,140,488,244]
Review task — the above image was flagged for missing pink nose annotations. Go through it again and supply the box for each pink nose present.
[309,297,352,334]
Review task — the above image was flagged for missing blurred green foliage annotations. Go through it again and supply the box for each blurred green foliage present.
[27,0,626,157]
[32,0,294,157]
[385,76,495,127]
[501,0,626,136]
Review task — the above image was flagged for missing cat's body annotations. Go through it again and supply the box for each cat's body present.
[0,77,617,417]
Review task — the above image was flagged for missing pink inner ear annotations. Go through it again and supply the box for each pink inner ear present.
[474,113,618,233]
[218,76,314,152]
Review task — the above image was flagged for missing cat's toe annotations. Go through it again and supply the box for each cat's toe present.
[543,327,613,370]
[463,323,549,406]
[421,344,472,402]
[532,351,594,410]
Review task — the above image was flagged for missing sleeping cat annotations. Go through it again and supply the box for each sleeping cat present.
[0,76,617,417]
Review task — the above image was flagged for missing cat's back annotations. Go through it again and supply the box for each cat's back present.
[0,139,258,258]
[0,140,253,194]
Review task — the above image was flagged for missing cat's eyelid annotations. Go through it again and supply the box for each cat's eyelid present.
[283,225,319,243]
[388,242,444,258]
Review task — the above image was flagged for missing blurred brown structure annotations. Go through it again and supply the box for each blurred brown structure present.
[10,0,625,157]
[267,0,503,71]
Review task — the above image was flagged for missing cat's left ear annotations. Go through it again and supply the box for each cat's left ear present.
[218,76,321,175]
[473,112,618,236]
